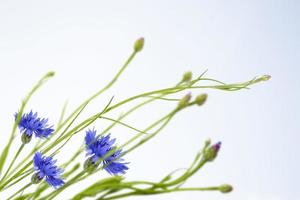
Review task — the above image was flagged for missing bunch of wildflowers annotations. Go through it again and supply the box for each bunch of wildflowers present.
[0,37,270,200]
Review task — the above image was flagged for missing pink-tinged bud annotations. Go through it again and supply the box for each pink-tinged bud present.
[204,142,221,162]
[134,37,145,53]
[212,142,221,152]
[178,93,192,109]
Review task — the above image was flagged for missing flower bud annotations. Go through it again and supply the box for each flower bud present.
[195,94,207,106]
[219,184,233,193]
[177,93,192,109]
[31,173,43,184]
[134,37,144,53]
[84,157,99,173]
[204,138,211,147]
[21,133,32,144]
[260,75,271,81]
[253,75,271,83]
[204,142,221,162]
[182,71,192,82]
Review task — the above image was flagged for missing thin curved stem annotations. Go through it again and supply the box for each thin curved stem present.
[1,144,24,182]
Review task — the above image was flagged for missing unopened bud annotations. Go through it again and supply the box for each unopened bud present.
[21,133,32,144]
[46,71,55,78]
[178,93,192,109]
[31,173,43,184]
[253,74,271,83]
[134,37,144,53]
[219,184,233,193]
[182,71,192,82]
[195,94,207,106]
[204,142,221,162]
[204,138,211,147]
[260,75,271,81]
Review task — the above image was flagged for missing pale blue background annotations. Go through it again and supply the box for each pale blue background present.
[0,1,299,199]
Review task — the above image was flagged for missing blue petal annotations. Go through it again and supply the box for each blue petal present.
[15,111,55,139]
[32,152,64,188]
[85,129,96,146]
[104,161,129,175]
[46,176,65,188]
[84,130,129,175]
[33,152,43,169]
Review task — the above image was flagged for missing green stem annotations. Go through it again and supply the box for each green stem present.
[99,186,219,200]
[164,158,207,187]
[7,182,31,200]
[52,51,137,136]
[43,171,86,200]
[0,144,24,183]
[3,170,32,190]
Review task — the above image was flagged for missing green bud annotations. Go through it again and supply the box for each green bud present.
[84,158,99,173]
[46,71,55,77]
[219,184,233,193]
[31,173,43,184]
[178,93,192,109]
[195,94,207,106]
[253,74,271,83]
[134,37,144,53]
[21,133,32,144]
[204,142,221,162]
[182,71,192,82]
[260,75,271,81]
[204,138,211,147]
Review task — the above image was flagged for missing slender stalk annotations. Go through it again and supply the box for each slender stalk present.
[7,183,31,200]
[43,171,86,200]
[99,186,220,200]
[1,144,24,182]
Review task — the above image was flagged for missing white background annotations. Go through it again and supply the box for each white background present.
[0,0,299,199]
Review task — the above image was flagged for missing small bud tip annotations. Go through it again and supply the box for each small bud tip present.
[261,75,271,81]
[182,71,193,82]
[195,94,207,106]
[212,141,221,152]
[134,37,145,53]
[46,71,55,77]
[219,184,233,193]
[204,138,211,146]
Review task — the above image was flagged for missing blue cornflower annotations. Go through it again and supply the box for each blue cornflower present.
[32,152,64,188]
[15,111,54,143]
[84,129,128,175]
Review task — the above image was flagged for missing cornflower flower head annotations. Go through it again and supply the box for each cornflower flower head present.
[32,152,64,188]
[84,129,129,175]
[15,111,54,143]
